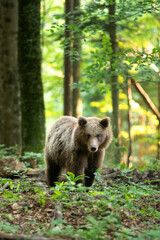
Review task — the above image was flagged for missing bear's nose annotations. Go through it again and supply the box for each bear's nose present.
[91,147,97,152]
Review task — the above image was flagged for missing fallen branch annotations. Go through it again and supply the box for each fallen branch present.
[0,233,54,240]
[54,202,63,220]
[103,170,121,180]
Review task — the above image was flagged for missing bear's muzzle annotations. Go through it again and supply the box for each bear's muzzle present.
[90,146,98,152]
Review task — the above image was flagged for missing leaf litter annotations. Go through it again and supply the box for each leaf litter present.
[0,167,159,239]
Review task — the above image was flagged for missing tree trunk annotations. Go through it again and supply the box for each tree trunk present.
[64,0,73,116]
[18,0,45,153]
[108,0,120,164]
[72,0,82,117]
[126,79,132,167]
[0,0,21,150]
[157,73,160,159]
[157,41,160,159]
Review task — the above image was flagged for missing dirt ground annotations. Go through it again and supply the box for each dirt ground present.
[0,168,159,239]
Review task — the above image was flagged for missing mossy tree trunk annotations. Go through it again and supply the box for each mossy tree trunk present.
[0,0,21,150]
[18,0,45,153]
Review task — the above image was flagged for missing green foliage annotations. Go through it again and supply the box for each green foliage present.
[1,0,159,236]
[0,168,159,238]
[0,145,19,159]
[0,220,20,233]
[34,187,47,206]
[78,214,121,240]
[21,152,44,168]
[137,228,160,240]
[46,171,160,239]
[141,156,160,170]
[0,145,44,168]
[104,137,127,167]
[63,171,85,184]
[42,0,160,166]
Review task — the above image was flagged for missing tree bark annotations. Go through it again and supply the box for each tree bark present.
[0,0,21,150]
[126,79,132,167]
[157,73,160,159]
[64,0,73,116]
[108,0,120,164]
[72,0,82,117]
[18,0,45,153]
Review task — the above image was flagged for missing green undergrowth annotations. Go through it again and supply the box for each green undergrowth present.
[0,145,44,168]
[0,170,160,239]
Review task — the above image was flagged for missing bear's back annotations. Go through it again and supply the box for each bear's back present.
[46,116,77,164]
[49,116,77,138]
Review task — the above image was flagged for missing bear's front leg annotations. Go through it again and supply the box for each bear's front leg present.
[73,150,88,185]
[85,167,96,187]
[85,150,104,187]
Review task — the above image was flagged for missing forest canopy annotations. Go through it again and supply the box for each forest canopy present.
[0,0,160,167]
[42,0,160,167]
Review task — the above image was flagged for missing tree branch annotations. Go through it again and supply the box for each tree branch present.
[130,77,160,120]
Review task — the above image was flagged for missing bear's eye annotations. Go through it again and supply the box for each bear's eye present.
[96,134,102,141]
[86,134,90,139]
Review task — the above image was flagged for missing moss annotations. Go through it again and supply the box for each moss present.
[18,0,45,153]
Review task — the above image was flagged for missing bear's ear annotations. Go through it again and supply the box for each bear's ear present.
[100,117,110,128]
[78,116,87,127]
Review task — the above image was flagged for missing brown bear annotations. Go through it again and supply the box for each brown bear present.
[45,116,112,187]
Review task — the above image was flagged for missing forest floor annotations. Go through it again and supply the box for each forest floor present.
[0,167,160,240]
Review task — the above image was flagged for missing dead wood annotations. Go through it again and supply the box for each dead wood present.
[54,202,63,220]
[103,170,121,180]
[0,233,54,240]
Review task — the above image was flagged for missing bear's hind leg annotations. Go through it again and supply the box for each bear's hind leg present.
[46,160,60,187]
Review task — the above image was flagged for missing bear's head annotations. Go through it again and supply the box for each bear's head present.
[75,116,112,152]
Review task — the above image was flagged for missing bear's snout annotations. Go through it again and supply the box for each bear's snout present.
[88,137,99,152]
[90,146,98,152]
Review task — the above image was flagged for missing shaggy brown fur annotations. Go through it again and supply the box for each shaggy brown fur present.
[45,116,112,187]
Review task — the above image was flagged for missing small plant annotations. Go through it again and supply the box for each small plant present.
[0,145,19,159]
[63,171,85,184]
[94,169,104,184]
[0,220,20,233]
[33,187,47,206]
[46,218,70,237]
[142,156,160,170]
[1,189,21,203]
[21,152,44,168]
